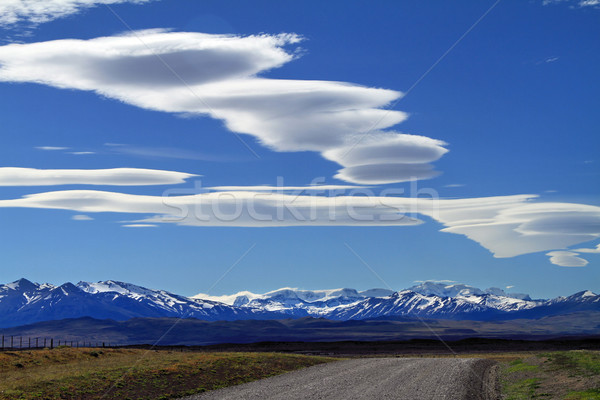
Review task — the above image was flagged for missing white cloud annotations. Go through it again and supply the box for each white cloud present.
[0,189,426,227]
[439,201,600,258]
[546,251,588,267]
[542,0,600,7]
[0,0,152,27]
[68,151,95,155]
[0,188,599,266]
[122,224,157,228]
[0,167,196,186]
[35,146,69,151]
[0,30,447,184]
[574,243,600,253]
[505,285,515,289]
[206,185,368,192]
[71,214,93,220]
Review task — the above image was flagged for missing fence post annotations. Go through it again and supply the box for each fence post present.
[1,335,4,350]
[29,337,31,349]
[20,336,22,349]
[36,338,39,348]
[50,338,53,350]
[43,338,46,348]
[10,336,13,349]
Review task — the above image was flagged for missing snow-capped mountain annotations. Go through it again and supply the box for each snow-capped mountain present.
[192,283,541,319]
[0,278,282,328]
[192,287,395,317]
[192,283,597,321]
[407,281,532,301]
[1,279,598,329]
[326,290,541,321]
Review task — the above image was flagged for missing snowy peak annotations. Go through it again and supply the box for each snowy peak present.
[1,279,598,329]
[1,278,39,292]
[565,290,599,302]
[76,280,158,297]
[0,278,286,329]
[193,287,392,307]
[264,287,362,302]
[408,281,531,300]
[409,281,485,297]
[359,288,395,298]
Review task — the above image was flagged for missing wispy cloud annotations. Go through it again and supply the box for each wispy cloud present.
[68,151,96,155]
[574,243,600,253]
[0,0,153,27]
[0,30,447,184]
[443,184,465,188]
[122,224,157,228]
[542,0,599,7]
[71,214,93,220]
[206,185,368,192]
[35,146,69,151]
[0,188,598,266]
[106,144,240,162]
[546,251,588,267]
[0,167,196,186]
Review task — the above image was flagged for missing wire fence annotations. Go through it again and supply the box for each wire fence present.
[0,335,116,350]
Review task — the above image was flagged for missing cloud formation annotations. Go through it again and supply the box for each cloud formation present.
[71,214,93,220]
[543,0,600,7]
[36,146,69,151]
[0,0,151,27]
[0,167,196,186]
[0,30,446,184]
[546,251,588,267]
[545,243,600,266]
[574,244,600,253]
[0,188,598,266]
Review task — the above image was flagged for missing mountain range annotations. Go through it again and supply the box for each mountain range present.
[0,278,598,329]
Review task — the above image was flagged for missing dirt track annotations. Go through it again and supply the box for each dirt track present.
[180,357,498,400]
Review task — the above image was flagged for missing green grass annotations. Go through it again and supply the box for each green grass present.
[565,389,600,400]
[0,348,335,399]
[503,377,541,400]
[506,359,540,373]
[501,351,600,400]
[544,350,600,375]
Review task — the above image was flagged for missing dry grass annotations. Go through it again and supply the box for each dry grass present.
[0,348,334,399]
[500,350,600,399]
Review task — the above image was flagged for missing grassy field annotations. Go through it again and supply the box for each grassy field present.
[500,350,600,399]
[0,347,334,399]
[2,346,599,399]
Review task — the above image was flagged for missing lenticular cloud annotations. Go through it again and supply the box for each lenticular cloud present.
[0,188,598,266]
[0,30,447,184]
[0,167,195,186]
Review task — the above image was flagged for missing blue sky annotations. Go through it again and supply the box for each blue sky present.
[0,0,598,298]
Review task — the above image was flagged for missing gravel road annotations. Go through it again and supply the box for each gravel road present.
[179,357,499,400]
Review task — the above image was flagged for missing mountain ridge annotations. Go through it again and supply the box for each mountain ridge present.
[0,278,598,329]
